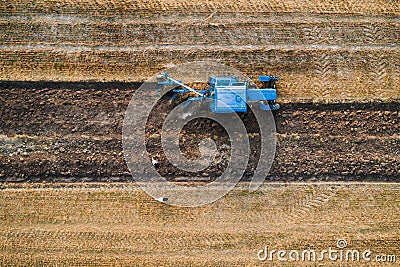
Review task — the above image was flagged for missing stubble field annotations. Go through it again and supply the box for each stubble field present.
[1,0,399,101]
[0,183,399,266]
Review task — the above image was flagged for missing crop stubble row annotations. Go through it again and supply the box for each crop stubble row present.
[2,0,399,16]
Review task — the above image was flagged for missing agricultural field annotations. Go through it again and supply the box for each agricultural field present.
[0,183,399,266]
[0,0,399,266]
[1,0,399,101]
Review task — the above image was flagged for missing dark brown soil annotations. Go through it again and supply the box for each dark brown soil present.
[0,81,399,182]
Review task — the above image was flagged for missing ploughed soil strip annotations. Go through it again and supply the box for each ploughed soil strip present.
[0,81,399,182]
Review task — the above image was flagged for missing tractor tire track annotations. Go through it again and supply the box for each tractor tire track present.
[374,56,388,88]
[364,23,384,44]
[282,188,337,223]
[314,52,332,99]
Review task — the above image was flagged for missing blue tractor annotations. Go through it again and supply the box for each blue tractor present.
[157,72,280,112]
